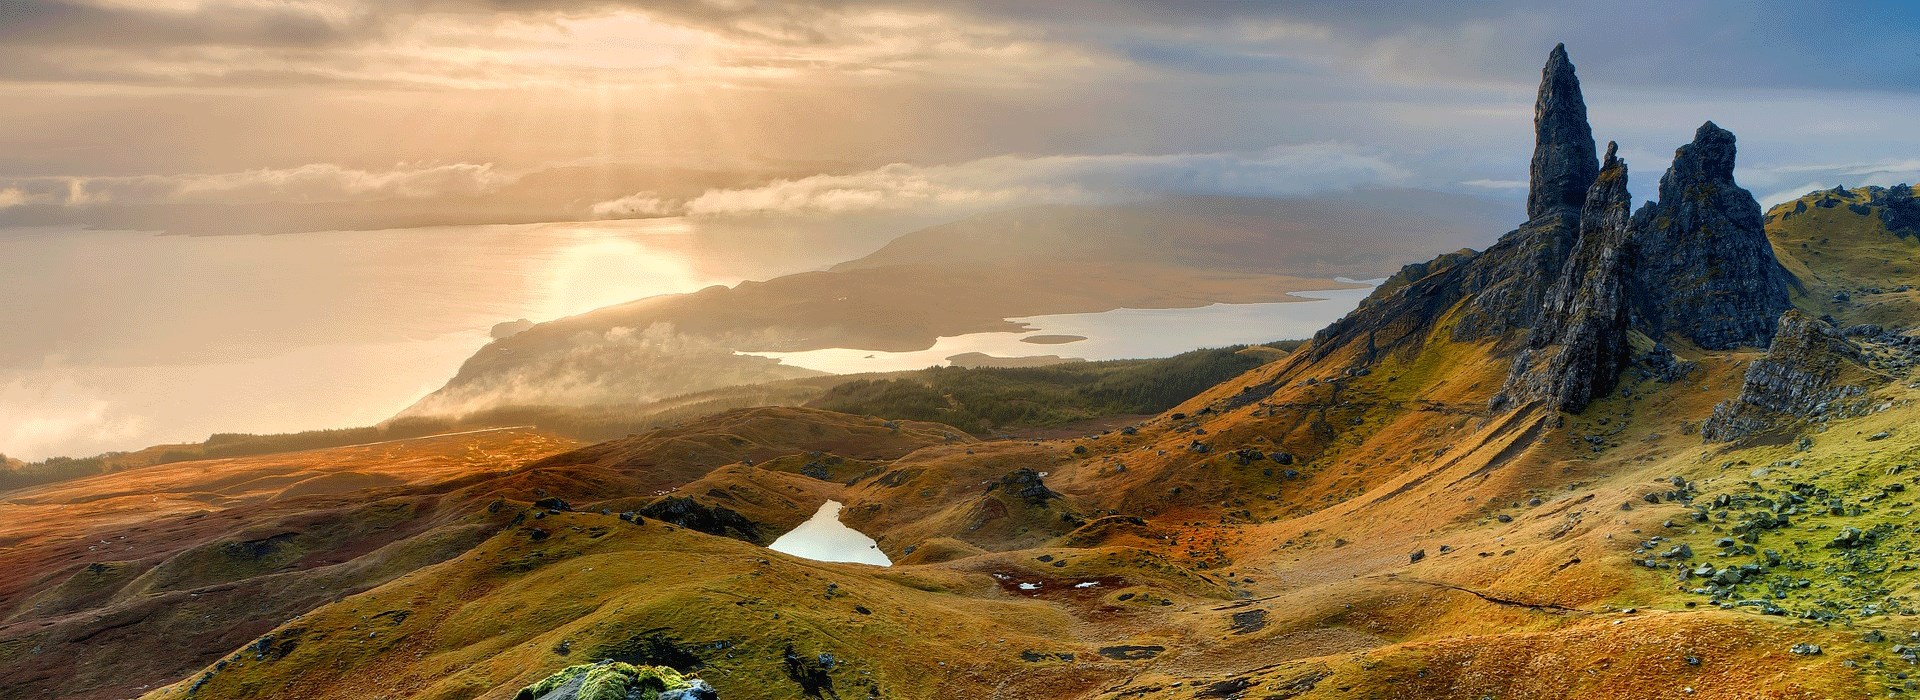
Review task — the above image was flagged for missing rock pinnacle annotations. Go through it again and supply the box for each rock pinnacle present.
[1527,43,1600,221]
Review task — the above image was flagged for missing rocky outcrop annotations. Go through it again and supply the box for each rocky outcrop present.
[990,468,1061,506]
[1701,310,1871,442]
[1360,249,1475,310]
[1628,122,1792,349]
[513,661,715,700]
[638,497,764,543]
[1447,213,1581,342]
[1882,183,1920,237]
[1495,143,1634,413]
[1528,43,1601,221]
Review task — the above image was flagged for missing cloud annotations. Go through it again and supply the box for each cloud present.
[589,191,674,218]
[2,162,513,207]
[0,1,1097,90]
[1459,179,1526,190]
[0,369,147,462]
[594,145,1407,218]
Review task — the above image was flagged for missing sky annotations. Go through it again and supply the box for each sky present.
[2,0,1919,233]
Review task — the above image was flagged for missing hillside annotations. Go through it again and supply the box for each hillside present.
[1767,184,1920,328]
[5,44,1919,700]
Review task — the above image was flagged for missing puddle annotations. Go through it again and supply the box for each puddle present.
[767,501,891,566]
[990,572,1127,598]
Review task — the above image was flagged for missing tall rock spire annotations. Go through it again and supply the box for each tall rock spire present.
[1443,45,1595,342]
[1495,142,1634,413]
[1527,43,1600,221]
[1627,121,1792,349]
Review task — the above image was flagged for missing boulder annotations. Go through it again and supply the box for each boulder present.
[990,468,1061,506]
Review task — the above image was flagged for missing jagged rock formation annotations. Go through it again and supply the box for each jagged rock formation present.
[1628,122,1792,349]
[1495,143,1634,413]
[1528,43,1601,221]
[1701,310,1871,442]
[1310,45,1595,360]
[1452,44,1599,342]
[1312,47,1795,417]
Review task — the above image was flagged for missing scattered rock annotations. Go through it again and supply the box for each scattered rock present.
[638,497,763,543]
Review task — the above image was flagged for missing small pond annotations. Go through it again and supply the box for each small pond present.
[767,501,892,566]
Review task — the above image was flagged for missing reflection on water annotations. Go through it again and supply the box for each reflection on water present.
[0,218,864,460]
[767,501,892,566]
[743,284,1375,375]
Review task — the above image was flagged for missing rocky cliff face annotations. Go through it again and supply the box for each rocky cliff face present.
[1495,143,1634,413]
[1627,122,1792,349]
[1701,310,1871,442]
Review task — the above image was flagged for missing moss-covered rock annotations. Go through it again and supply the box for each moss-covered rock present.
[513,661,715,700]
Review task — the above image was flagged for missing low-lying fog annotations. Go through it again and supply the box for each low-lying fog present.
[1,210,1392,463]
[744,285,1377,374]
[0,218,891,461]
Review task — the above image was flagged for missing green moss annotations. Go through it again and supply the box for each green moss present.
[1657,393,1920,624]
[514,661,693,700]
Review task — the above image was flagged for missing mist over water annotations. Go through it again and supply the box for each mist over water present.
[742,284,1377,375]
[0,210,1380,463]
[0,219,885,461]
